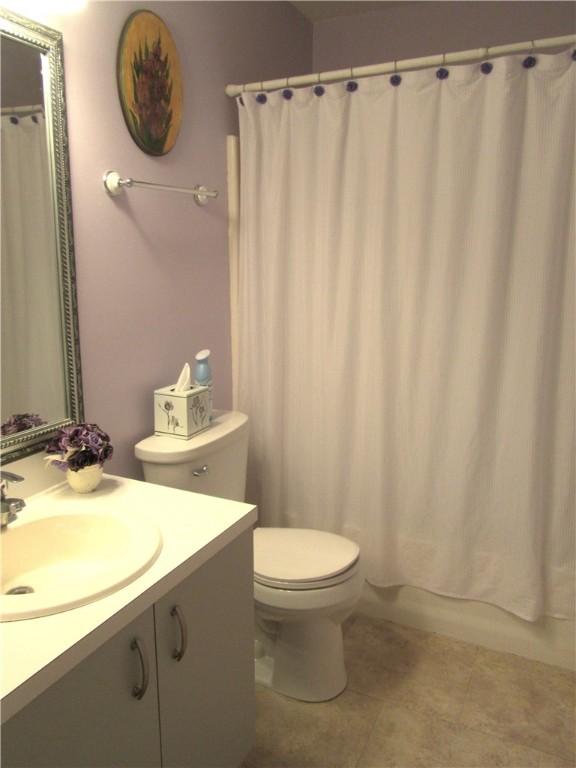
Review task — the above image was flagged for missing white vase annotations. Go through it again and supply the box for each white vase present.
[66,464,103,493]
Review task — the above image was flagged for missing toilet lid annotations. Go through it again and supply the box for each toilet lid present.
[253,528,360,588]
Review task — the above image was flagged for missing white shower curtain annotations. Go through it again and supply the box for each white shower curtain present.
[1,112,66,426]
[236,50,575,622]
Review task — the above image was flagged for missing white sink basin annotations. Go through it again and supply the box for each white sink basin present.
[1,513,162,622]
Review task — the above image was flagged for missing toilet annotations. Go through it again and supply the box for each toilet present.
[135,410,362,702]
[253,527,361,701]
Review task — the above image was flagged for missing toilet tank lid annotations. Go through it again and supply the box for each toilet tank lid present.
[134,410,248,463]
[254,528,360,584]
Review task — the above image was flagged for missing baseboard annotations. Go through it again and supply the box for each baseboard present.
[357,582,575,671]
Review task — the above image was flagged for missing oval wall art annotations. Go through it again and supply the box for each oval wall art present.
[117,10,183,155]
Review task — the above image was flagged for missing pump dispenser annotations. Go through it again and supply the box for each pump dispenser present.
[193,349,212,386]
[194,349,213,416]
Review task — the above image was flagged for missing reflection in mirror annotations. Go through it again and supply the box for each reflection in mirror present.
[1,38,66,429]
[0,8,83,461]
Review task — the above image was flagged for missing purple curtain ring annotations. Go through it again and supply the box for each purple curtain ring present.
[480,62,493,74]
[282,89,293,100]
[571,49,576,61]
[256,93,267,104]
[390,74,402,86]
[346,80,358,92]
[313,85,325,96]
[436,67,449,80]
[523,56,537,69]
[239,96,245,106]
[9,116,18,124]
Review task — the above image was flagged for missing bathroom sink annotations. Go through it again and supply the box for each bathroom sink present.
[0,513,162,622]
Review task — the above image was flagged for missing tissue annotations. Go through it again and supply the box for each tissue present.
[174,363,191,391]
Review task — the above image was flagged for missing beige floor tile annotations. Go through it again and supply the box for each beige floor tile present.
[537,751,576,768]
[358,703,543,768]
[460,648,576,763]
[343,614,358,635]
[247,617,575,768]
[243,684,383,768]
[344,616,479,720]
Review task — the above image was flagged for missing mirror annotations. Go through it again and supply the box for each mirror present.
[0,7,83,462]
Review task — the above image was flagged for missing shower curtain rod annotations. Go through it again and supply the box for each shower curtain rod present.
[225,34,576,97]
[1,104,43,115]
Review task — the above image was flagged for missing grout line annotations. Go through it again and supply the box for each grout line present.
[455,715,575,765]
[352,696,387,768]
[453,642,482,724]
[459,723,573,767]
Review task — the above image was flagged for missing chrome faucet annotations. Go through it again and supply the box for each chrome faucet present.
[1,470,26,529]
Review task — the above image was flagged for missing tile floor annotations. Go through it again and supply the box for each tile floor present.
[243,615,576,768]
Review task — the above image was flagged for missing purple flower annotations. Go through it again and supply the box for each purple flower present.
[68,448,96,471]
[1,413,46,435]
[45,422,114,472]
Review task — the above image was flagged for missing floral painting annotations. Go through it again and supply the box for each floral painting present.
[117,11,183,155]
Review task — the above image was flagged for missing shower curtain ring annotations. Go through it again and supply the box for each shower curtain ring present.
[480,46,494,74]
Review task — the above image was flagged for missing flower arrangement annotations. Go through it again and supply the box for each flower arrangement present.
[45,423,113,472]
[1,413,46,435]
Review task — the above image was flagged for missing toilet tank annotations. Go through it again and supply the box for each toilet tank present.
[134,411,248,501]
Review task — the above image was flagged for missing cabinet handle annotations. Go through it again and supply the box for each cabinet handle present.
[170,605,188,661]
[130,638,150,699]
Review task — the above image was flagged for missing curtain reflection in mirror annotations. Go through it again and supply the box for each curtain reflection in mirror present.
[1,107,66,430]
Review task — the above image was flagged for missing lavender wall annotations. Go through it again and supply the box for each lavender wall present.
[28,0,573,480]
[38,2,311,478]
[313,1,576,71]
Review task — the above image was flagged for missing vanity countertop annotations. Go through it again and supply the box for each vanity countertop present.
[0,475,257,723]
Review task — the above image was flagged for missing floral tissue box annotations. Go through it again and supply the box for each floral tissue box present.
[154,384,211,439]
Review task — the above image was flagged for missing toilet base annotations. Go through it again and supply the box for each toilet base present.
[255,617,347,702]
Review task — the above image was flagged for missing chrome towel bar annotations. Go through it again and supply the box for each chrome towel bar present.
[103,170,218,206]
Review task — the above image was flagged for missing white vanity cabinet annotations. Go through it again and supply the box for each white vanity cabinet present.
[155,527,255,767]
[2,529,254,768]
[1,608,161,767]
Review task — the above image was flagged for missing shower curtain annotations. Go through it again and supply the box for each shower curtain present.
[236,50,575,622]
[1,111,66,426]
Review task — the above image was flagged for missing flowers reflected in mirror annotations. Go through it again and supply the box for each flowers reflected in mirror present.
[1,413,46,436]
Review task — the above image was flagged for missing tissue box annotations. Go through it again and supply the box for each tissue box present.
[154,384,211,439]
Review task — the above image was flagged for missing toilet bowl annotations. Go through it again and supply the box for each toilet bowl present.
[135,410,362,703]
[254,527,362,701]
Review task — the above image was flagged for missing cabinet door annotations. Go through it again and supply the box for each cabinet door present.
[155,529,254,768]
[2,608,161,768]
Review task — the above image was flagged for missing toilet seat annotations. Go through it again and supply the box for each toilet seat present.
[254,528,360,591]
